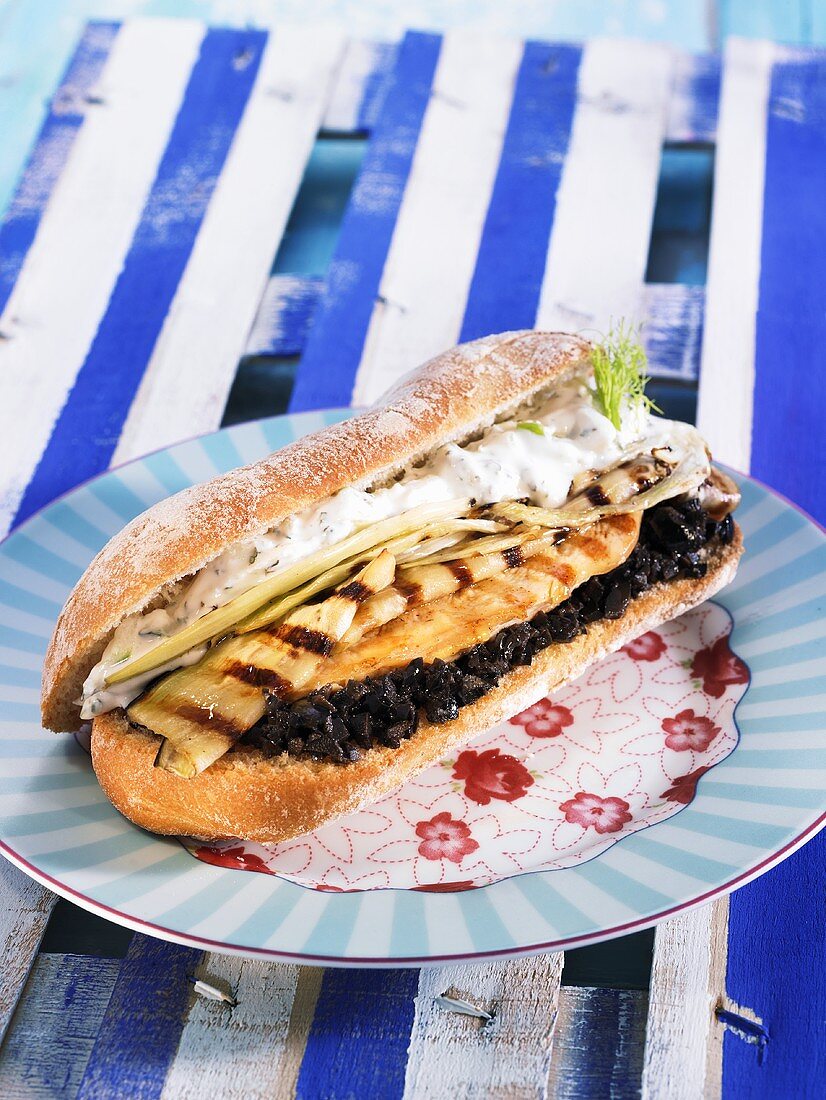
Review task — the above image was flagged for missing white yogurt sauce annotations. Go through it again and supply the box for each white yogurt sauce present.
[81,379,696,717]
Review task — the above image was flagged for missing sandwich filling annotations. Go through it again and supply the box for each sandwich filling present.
[250,499,736,764]
[79,340,740,778]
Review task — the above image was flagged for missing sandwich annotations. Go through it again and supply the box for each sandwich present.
[41,329,742,843]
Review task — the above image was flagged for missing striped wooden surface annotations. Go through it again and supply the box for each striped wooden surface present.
[0,17,824,1098]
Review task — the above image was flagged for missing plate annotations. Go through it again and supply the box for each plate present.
[1,410,824,965]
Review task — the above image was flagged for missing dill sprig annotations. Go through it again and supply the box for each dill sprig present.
[591,321,660,430]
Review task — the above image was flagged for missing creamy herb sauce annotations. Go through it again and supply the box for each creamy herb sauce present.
[81,380,702,717]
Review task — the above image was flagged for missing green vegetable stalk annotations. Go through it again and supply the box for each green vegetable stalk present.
[591,321,660,430]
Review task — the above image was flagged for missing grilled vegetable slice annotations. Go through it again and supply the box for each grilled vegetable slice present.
[105,499,469,687]
[308,512,643,688]
[333,447,683,648]
[341,526,561,647]
[103,431,707,692]
[236,517,507,635]
[129,552,397,777]
[490,441,708,530]
[697,467,741,521]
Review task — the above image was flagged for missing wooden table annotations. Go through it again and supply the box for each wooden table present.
[0,9,823,1098]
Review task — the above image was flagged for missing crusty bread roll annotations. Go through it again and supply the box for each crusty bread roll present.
[91,533,741,842]
[42,330,742,844]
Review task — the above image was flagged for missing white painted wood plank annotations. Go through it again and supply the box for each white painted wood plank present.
[322,38,389,132]
[535,38,673,334]
[644,42,775,1099]
[113,26,344,464]
[353,31,522,404]
[160,958,320,1100]
[0,860,56,1044]
[642,900,729,1100]
[402,955,563,1098]
[0,953,120,1097]
[696,38,774,471]
[0,18,205,534]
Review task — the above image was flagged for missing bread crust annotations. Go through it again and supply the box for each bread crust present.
[44,331,591,732]
[90,527,742,843]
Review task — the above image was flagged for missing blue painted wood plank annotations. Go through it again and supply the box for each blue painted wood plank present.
[0,953,122,1097]
[722,834,826,1098]
[547,987,649,1099]
[245,274,323,357]
[459,41,581,340]
[671,52,720,143]
[751,51,826,520]
[354,41,397,131]
[288,30,441,412]
[12,26,266,526]
[643,284,704,379]
[722,45,826,1100]
[75,934,201,1100]
[294,968,418,1100]
[0,21,118,318]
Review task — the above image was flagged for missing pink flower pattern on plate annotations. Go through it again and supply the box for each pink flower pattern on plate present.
[622,631,667,662]
[453,748,534,805]
[692,635,749,698]
[559,792,634,834]
[185,603,749,891]
[509,700,574,738]
[194,845,274,875]
[415,812,480,864]
[661,766,712,805]
[662,709,721,752]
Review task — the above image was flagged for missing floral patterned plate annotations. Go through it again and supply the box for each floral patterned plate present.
[0,410,824,965]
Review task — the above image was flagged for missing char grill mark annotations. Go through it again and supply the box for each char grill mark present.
[586,484,611,506]
[337,579,373,604]
[223,660,291,695]
[502,544,524,569]
[630,463,658,493]
[173,703,245,738]
[446,560,474,587]
[395,579,423,604]
[249,499,734,766]
[543,561,577,587]
[129,551,397,776]
[278,624,334,656]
